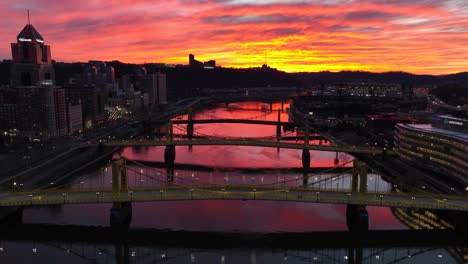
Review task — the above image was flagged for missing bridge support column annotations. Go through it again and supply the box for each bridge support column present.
[276,110,281,140]
[281,100,284,112]
[359,162,367,194]
[187,108,194,140]
[110,202,132,229]
[302,149,311,170]
[351,160,359,193]
[112,157,128,198]
[110,157,131,229]
[346,204,368,232]
[351,159,367,194]
[164,145,176,167]
[269,102,273,111]
[164,122,176,181]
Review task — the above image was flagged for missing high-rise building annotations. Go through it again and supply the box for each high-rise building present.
[10,21,67,139]
[0,86,17,133]
[66,98,83,134]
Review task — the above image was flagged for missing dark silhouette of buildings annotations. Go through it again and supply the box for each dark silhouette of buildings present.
[188,54,216,69]
[64,61,113,128]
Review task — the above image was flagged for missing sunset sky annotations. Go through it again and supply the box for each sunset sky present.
[1,0,468,74]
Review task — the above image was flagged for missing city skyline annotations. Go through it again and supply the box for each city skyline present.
[0,0,468,74]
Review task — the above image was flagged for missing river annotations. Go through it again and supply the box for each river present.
[0,101,463,263]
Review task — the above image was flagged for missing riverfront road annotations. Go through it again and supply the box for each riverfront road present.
[102,139,392,155]
[1,185,467,211]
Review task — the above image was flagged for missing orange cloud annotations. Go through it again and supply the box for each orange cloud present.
[1,0,467,74]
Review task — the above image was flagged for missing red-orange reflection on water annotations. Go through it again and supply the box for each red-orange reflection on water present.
[23,101,407,232]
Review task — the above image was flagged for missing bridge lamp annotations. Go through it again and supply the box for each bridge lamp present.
[344,256,348,260]
[411,196,415,200]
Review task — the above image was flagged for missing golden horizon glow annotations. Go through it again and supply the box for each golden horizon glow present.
[1,0,468,74]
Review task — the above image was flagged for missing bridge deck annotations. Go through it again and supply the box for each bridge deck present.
[1,186,466,211]
[172,119,294,126]
[102,139,391,155]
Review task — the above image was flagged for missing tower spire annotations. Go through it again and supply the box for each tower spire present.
[27,9,30,24]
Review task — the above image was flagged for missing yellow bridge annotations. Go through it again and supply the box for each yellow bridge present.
[0,185,467,211]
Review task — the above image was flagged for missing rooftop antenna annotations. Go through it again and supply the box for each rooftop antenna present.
[27,9,30,24]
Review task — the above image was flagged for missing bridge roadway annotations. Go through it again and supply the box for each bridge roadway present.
[172,119,294,126]
[1,185,467,211]
[102,139,392,155]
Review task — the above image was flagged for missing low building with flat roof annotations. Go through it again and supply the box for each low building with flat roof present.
[394,119,467,186]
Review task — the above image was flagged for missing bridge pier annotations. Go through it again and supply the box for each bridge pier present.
[110,158,132,229]
[346,204,368,232]
[187,108,194,140]
[187,123,194,140]
[351,160,367,194]
[110,202,132,229]
[269,102,273,111]
[281,100,284,112]
[302,149,311,170]
[276,110,281,140]
[164,145,176,167]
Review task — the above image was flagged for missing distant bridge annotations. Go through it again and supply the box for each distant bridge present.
[102,139,390,155]
[172,118,295,126]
